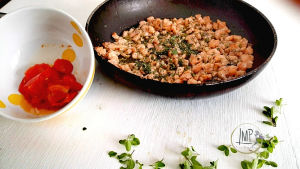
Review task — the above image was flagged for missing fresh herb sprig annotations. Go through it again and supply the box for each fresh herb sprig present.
[179,147,218,169]
[241,136,279,169]
[108,134,142,169]
[217,145,237,156]
[119,134,141,151]
[217,136,279,169]
[109,134,165,169]
[257,136,278,153]
[262,98,283,127]
[109,151,137,169]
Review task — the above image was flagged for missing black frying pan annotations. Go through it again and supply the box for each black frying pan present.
[86,0,277,97]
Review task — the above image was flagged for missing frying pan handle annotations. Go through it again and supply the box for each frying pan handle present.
[0,12,6,18]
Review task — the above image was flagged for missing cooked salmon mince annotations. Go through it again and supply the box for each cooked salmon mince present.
[95,14,254,84]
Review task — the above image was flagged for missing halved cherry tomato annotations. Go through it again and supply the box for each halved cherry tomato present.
[53,59,73,74]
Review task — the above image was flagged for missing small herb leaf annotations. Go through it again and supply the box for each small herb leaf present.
[108,151,117,157]
[230,147,237,153]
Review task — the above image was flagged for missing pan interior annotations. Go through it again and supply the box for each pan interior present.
[87,0,276,72]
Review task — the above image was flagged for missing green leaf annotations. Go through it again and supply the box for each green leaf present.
[230,147,237,153]
[128,134,135,140]
[266,161,278,167]
[241,160,252,169]
[191,156,202,166]
[275,98,283,106]
[125,141,132,152]
[194,165,204,169]
[263,121,273,126]
[259,151,269,159]
[131,137,140,145]
[126,159,135,169]
[267,145,274,153]
[119,139,126,145]
[270,106,275,118]
[151,160,165,169]
[256,138,263,144]
[217,145,227,151]
[209,160,218,169]
[272,116,278,127]
[263,106,272,117]
[117,153,129,160]
[272,136,279,144]
[181,148,192,157]
[218,145,230,156]
[224,148,230,156]
[108,151,117,157]
[257,159,266,168]
[180,161,191,169]
[251,158,258,169]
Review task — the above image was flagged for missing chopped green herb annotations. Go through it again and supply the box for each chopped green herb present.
[169,63,177,70]
[172,49,178,55]
[204,38,210,43]
[178,59,184,66]
[135,61,151,75]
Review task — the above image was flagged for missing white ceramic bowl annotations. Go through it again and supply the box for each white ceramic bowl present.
[0,7,95,122]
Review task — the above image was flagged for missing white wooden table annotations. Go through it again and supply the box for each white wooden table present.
[0,0,299,168]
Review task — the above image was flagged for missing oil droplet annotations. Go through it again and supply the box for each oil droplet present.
[62,48,76,62]
[70,21,82,35]
[73,33,83,47]
[8,94,54,115]
[0,100,6,108]
[19,98,54,115]
[8,94,22,105]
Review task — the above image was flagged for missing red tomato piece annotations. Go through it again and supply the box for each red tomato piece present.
[18,59,82,110]
[24,64,51,81]
[63,92,78,104]
[62,74,83,91]
[18,78,28,96]
[47,84,70,107]
[23,73,47,97]
[53,59,73,74]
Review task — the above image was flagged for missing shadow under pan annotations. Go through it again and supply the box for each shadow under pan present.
[86,0,277,97]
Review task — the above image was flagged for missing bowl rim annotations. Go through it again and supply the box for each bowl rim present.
[0,6,95,123]
[86,0,277,87]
